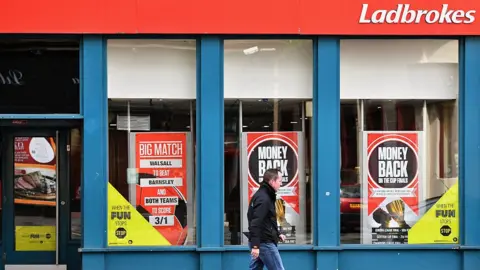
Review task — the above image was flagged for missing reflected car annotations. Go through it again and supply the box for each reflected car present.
[340,184,361,232]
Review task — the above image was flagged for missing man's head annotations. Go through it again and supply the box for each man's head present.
[263,168,282,191]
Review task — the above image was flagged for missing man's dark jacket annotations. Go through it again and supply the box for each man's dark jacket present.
[247,181,280,248]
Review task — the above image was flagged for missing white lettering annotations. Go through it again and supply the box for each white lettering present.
[0,69,78,85]
[14,142,25,151]
[0,70,24,86]
[258,159,289,179]
[154,142,182,156]
[359,4,371,23]
[425,9,441,24]
[359,4,476,24]
[258,146,288,160]
[144,197,179,206]
[378,160,408,178]
[156,207,172,214]
[378,147,408,160]
[139,142,183,157]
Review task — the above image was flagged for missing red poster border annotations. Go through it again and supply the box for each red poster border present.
[246,132,300,213]
[134,132,189,246]
[366,132,420,215]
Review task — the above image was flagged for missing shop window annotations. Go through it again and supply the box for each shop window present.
[340,39,459,245]
[0,39,80,114]
[107,39,197,246]
[224,39,313,245]
[108,99,196,246]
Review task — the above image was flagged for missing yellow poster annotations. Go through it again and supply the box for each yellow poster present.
[408,182,459,244]
[107,182,170,246]
[15,226,56,251]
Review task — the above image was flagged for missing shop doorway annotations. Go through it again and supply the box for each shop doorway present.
[0,122,81,269]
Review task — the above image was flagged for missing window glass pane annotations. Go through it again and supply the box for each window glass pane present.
[108,99,196,246]
[341,99,459,244]
[0,39,80,113]
[340,40,459,246]
[70,128,82,240]
[224,39,313,246]
[364,100,424,131]
[14,135,57,251]
[106,38,197,247]
[340,101,361,243]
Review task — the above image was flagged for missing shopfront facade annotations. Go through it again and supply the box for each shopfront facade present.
[2,0,480,270]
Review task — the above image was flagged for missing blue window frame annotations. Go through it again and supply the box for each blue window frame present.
[78,34,480,270]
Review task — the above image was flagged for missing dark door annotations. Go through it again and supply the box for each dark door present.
[2,128,70,268]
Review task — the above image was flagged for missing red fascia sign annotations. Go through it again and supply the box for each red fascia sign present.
[2,0,479,35]
[358,4,475,24]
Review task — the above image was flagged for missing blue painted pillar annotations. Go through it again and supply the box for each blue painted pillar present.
[462,37,480,270]
[314,37,340,269]
[81,35,107,269]
[196,36,224,269]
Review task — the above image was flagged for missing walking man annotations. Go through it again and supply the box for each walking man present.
[247,168,286,270]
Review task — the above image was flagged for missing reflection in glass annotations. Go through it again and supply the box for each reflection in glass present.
[364,100,423,131]
[340,102,361,244]
[0,39,80,114]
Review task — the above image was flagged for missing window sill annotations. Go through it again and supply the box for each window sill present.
[80,244,480,253]
[224,245,314,251]
[80,246,197,252]
[79,245,315,253]
[318,244,467,250]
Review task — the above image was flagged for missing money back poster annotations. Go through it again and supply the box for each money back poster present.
[246,132,300,244]
[362,132,422,244]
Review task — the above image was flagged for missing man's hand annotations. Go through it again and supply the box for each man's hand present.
[279,234,286,242]
[251,248,260,259]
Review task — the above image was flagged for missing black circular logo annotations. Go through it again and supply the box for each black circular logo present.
[115,227,127,239]
[45,233,51,239]
[368,140,418,189]
[440,225,452,237]
[248,138,298,186]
